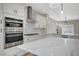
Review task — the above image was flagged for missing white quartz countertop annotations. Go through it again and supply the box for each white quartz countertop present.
[18,37,79,56]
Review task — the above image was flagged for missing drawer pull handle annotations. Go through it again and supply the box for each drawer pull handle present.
[0,20,2,24]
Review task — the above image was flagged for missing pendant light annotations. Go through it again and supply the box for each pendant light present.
[61,3,64,14]
[61,3,67,24]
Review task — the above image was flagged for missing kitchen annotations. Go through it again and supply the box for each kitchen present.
[0,3,79,56]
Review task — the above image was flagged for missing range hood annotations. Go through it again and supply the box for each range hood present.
[27,6,36,24]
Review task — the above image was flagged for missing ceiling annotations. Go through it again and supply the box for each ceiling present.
[25,3,79,21]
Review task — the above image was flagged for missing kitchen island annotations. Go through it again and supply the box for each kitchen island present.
[18,37,79,56]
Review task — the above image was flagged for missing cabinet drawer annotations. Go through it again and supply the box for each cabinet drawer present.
[24,36,30,43]
[24,35,41,43]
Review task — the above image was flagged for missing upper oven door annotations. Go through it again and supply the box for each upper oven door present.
[5,17,23,34]
[6,22,23,27]
[5,17,23,27]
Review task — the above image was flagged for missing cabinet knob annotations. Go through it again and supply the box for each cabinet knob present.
[14,10,17,14]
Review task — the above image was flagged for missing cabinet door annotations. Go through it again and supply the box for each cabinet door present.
[3,3,24,17]
[40,16,46,28]
[47,18,57,34]
[0,4,2,17]
[0,4,4,52]
[24,36,35,43]
[3,3,15,15]
[24,36,30,43]
[15,4,24,17]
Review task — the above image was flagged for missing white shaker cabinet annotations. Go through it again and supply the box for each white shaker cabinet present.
[24,35,42,44]
[0,4,5,55]
[47,17,57,34]
[3,3,25,18]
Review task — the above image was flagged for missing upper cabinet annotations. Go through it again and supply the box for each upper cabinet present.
[35,13,47,28]
[47,17,57,34]
[0,4,3,18]
[3,3,25,18]
[0,4,5,51]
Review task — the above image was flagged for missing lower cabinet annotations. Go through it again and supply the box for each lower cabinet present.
[24,35,42,43]
[4,46,28,56]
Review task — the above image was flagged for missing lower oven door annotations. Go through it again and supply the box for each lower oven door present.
[5,33,23,48]
[6,35,23,43]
